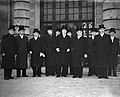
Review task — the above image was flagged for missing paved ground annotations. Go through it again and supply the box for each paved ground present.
[0,67,120,97]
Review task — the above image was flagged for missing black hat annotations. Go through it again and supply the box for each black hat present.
[98,24,105,29]
[47,25,52,30]
[67,28,71,32]
[18,26,25,31]
[8,25,15,31]
[62,25,67,30]
[55,28,61,32]
[109,28,116,33]
[33,28,40,34]
[76,27,83,32]
[91,28,98,32]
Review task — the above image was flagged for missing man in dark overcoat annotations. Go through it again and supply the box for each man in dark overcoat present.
[108,28,119,77]
[55,25,71,77]
[71,27,88,78]
[1,25,16,80]
[93,24,111,79]
[44,26,56,76]
[15,26,29,77]
[88,28,98,76]
[29,28,45,77]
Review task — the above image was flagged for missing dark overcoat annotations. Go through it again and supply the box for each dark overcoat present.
[15,35,29,69]
[55,35,70,64]
[93,34,111,68]
[109,37,119,67]
[88,37,97,67]
[29,37,45,67]
[71,36,88,68]
[44,34,56,66]
[66,36,72,65]
[1,34,16,68]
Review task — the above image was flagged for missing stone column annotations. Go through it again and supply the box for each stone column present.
[103,0,120,72]
[103,0,120,38]
[94,0,104,28]
[14,0,30,34]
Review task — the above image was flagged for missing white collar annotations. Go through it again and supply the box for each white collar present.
[92,36,95,40]
[19,34,24,39]
[100,33,104,37]
[63,34,66,38]
[34,37,38,40]
[77,35,82,39]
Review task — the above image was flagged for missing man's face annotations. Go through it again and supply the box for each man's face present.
[77,30,82,36]
[9,29,14,35]
[62,29,67,35]
[110,32,115,37]
[99,28,105,34]
[47,29,53,35]
[91,31,96,36]
[56,31,60,36]
[67,32,72,37]
[33,32,39,37]
[20,30,24,35]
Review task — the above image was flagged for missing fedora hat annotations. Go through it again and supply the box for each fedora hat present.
[98,24,105,30]
[18,26,25,31]
[109,28,116,33]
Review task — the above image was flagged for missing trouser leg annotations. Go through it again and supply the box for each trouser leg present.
[17,69,21,77]
[32,67,36,77]
[108,67,112,76]
[37,67,41,76]
[4,68,8,78]
[9,69,12,78]
[88,66,92,76]
[113,67,117,76]
[78,67,83,77]
[62,64,68,76]
[22,68,27,76]
[56,65,61,76]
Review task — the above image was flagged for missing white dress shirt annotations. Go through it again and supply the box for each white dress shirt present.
[20,34,24,39]
[34,37,38,40]
[100,33,104,37]
[111,36,114,43]
[77,35,82,39]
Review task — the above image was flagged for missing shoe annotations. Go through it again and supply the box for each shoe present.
[104,76,109,79]
[98,76,102,79]
[22,75,28,77]
[113,75,117,77]
[46,74,49,77]
[87,74,92,76]
[4,77,9,80]
[78,76,82,78]
[37,74,41,77]
[56,75,60,77]
[62,75,67,77]
[32,75,36,77]
[9,76,14,79]
[17,75,20,78]
[40,72,44,74]
[72,76,77,78]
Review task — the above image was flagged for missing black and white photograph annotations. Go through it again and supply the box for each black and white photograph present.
[0,0,120,97]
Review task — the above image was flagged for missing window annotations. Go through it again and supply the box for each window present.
[41,0,94,36]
